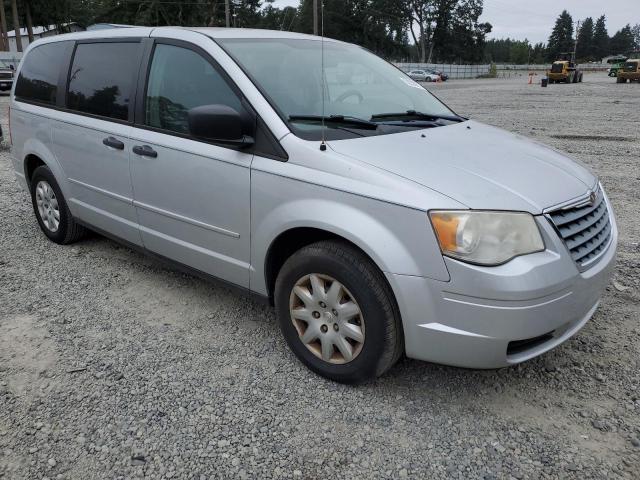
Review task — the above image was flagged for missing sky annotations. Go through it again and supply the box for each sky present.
[268,0,640,44]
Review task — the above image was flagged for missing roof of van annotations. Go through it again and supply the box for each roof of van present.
[191,27,325,41]
[31,26,332,44]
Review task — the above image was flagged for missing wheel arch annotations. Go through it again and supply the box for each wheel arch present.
[264,227,379,305]
[21,138,68,195]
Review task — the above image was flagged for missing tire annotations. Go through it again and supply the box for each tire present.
[274,240,403,384]
[425,77,432,82]
[30,165,86,244]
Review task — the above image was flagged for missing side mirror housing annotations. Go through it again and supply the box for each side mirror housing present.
[188,104,255,147]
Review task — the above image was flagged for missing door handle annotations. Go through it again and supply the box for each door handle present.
[132,145,158,158]
[102,136,124,150]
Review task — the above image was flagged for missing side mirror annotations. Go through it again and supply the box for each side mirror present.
[188,104,255,147]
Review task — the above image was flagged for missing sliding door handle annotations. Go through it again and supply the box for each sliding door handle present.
[132,145,158,158]
[102,136,124,150]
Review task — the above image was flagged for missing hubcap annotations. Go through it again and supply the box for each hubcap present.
[35,181,60,233]
[289,273,365,364]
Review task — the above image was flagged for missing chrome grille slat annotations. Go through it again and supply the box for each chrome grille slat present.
[572,220,611,262]
[564,213,609,250]
[547,186,611,269]
[558,201,607,239]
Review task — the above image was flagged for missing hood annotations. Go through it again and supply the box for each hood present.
[329,120,596,214]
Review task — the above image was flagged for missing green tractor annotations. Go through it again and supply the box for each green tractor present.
[608,55,628,77]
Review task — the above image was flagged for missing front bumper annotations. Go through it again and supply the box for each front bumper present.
[388,202,617,369]
[619,72,640,81]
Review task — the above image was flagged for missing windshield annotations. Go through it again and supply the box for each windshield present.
[218,38,457,140]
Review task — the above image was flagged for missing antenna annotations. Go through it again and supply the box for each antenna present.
[319,0,327,151]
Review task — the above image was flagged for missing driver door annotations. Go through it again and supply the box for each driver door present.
[129,40,252,287]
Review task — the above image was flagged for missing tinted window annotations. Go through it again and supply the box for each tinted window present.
[67,42,139,120]
[15,41,69,105]
[145,44,242,134]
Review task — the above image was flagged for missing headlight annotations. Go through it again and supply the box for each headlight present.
[429,211,544,266]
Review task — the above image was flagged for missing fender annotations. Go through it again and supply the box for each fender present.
[10,102,72,199]
[20,135,72,199]
[250,170,451,296]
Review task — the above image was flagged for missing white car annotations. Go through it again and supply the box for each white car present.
[407,69,440,82]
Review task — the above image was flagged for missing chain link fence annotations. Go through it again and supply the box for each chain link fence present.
[396,62,610,80]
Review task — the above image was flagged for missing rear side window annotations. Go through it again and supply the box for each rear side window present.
[145,43,242,134]
[15,41,69,105]
[67,42,140,121]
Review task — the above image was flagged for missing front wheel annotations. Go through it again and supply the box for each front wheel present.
[274,240,403,384]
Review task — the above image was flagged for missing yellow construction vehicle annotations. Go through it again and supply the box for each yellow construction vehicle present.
[617,59,640,83]
[547,53,583,84]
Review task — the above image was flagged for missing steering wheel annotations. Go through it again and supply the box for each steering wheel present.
[335,90,364,104]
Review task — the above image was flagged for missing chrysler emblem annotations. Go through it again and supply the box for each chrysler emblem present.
[589,191,597,205]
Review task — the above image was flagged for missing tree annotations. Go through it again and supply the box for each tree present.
[10,0,20,52]
[530,43,546,64]
[546,10,573,61]
[632,24,640,50]
[509,39,530,64]
[592,15,609,60]
[609,24,636,55]
[575,17,593,61]
[0,0,8,51]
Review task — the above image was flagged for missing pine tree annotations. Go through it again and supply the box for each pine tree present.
[609,24,636,56]
[592,15,609,61]
[575,17,594,61]
[546,10,574,61]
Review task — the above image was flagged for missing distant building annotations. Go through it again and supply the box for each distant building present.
[87,23,134,31]
[6,23,84,52]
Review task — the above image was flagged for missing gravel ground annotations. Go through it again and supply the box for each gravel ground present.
[1,73,639,480]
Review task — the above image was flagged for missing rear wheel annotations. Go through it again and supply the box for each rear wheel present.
[30,166,86,244]
[274,240,403,384]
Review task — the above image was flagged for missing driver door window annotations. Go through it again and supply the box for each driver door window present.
[145,44,242,135]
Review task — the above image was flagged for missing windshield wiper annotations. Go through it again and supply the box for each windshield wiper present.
[370,110,465,123]
[288,115,378,130]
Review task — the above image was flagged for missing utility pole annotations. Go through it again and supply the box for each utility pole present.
[573,20,580,61]
[225,0,230,28]
[313,0,318,36]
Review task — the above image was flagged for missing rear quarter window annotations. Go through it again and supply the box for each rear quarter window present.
[66,41,140,121]
[15,41,70,105]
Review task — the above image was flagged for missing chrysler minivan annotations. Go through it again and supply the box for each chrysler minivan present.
[10,27,617,383]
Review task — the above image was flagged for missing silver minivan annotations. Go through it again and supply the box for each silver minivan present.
[10,27,617,383]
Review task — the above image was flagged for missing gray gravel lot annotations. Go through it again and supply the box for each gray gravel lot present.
[1,73,639,480]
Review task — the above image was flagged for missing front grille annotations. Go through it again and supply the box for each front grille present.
[547,186,612,268]
[0,72,12,79]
